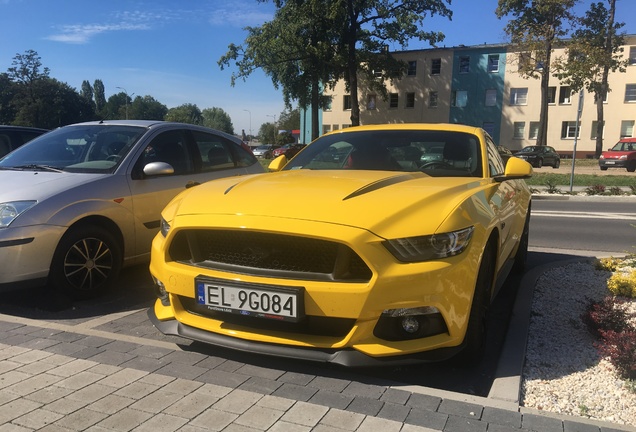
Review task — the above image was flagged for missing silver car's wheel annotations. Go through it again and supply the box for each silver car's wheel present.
[50,226,122,299]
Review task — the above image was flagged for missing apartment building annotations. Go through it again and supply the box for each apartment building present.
[312,35,636,158]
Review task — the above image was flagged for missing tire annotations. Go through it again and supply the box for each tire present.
[454,243,495,365]
[513,209,531,274]
[553,159,560,169]
[49,225,122,299]
[627,161,636,173]
[536,158,543,168]
[600,166,608,171]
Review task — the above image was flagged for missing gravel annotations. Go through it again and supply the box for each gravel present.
[522,260,636,426]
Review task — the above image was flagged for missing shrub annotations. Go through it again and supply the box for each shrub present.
[597,329,636,380]
[596,257,620,272]
[585,184,606,195]
[545,181,561,194]
[609,186,623,196]
[582,296,630,338]
[607,270,636,298]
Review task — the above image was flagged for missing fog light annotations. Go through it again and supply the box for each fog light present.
[401,316,420,333]
[152,276,170,306]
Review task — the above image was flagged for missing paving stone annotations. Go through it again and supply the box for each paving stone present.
[272,383,318,402]
[11,348,55,364]
[163,391,219,418]
[45,396,90,415]
[161,350,208,366]
[55,371,105,390]
[53,407,109,430]
[188,407,238,431]
[98,368,148,388]
[482,406,522,429]
[72,347,108,360]
[47,358,98,377]
[347,396,384,416]
[0,370,33,389]
[153,362,207,380]
[24,385,73,405]
[213,389,263,415]
[113,381,161,400]
[405,392,442,411]
[280,401,329,427]
[5,372,65,396]
[342,381,386,399]
[256,395,296,412]
[563,420,600,432]
[75,335,114,348]
[16,360,58,375]
[66,383,115,404]
[238,376,283,395]
[18,338,61,351]
[522,412,565,432]
[307,376,350,392]
[443,414,488,432]
[130,390,184,414]
[319,408,365,430]
[404,407,448,430]
[94,407,153,430]
[308,389,354,410]
[85,350,136,366]
[234,405,285,430]
[267,421,312,432]
[377,402,412,422]
[197,369,250,388]
[132,412,189,432]
[86,394,135,415]
[357,416,403,432]
[235,363,285,380]
[0,398,42,423]
[101,340,140,353]
[118,355,167,373]
[193,355,226,370]
[438,399,484,420]
[45,342,90,357]
[380,387,412,405]
[128,345,174,359]
[12,407,64,429]
[277,371,315,386]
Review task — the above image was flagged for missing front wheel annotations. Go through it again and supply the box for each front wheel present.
[627,161,636,173]
[49,225,122,299]
[535,158,543,168]
[553,159,560,169]
[600,166,608,171]
[453,244,495,365]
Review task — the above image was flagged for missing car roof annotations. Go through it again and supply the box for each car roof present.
[0,125,49,132]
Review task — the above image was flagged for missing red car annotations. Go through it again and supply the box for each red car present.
[599,138,636,172]
[273,143,306,159]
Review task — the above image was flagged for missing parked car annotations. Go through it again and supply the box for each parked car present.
[514,145,561,168]
[497,145,514,165]
[271,143,292,158]
[0,120,264,298]
[0,125,49,158]
[599,138,636,172]
[252,144,279,159]
[148,123,533,366]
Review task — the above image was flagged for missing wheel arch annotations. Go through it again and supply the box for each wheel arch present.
[63,215,125,259]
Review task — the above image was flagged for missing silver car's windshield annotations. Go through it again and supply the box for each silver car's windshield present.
[0,125,147,173]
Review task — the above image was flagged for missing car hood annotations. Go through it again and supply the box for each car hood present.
[0,170,108,202]
[170,170,489,238]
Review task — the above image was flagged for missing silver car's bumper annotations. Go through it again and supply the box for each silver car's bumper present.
[0,224,65,291]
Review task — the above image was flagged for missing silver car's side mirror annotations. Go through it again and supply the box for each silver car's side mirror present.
[143,161,174,176]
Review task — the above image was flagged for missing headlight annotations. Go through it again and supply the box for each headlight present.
[620,155,627,160]
[160,217,171,237]
[0,201,37,228]
[383,226,474,262]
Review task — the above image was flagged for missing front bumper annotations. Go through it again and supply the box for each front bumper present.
[599,159,628,169]
[147,307,464,367]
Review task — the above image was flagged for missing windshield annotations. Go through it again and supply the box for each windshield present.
[518,146,539,153]
[612,141,635,151]
[0,124,147,173]
[283,129,483,177]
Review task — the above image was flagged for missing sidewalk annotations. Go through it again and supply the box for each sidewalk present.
[0,266,634,432]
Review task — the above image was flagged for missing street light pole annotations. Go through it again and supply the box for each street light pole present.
[116,86,134,119]
[267,114,277,144]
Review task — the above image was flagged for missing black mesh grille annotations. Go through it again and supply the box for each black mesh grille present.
[169,229,372,282]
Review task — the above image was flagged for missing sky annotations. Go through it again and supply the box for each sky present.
[1,0,635,137]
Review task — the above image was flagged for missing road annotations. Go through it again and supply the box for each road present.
[1,197,633,398]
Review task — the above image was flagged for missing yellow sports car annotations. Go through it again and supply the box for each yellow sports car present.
[148,123,532,366]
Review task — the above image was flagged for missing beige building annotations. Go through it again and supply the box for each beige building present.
[318,35,636,158]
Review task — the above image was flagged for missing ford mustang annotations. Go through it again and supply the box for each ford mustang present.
[148,123,532,366]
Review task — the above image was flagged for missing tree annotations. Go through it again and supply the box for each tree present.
[102,92,129,120]
[93,79,106,117]
[80,80,95,111]
[331,0,451,126]
[7,49,50,87]
[553,0,628,157]
[202,107,234,134]
[278,107,300,131]
[258,122,278,144]
[0,73,17,124]
[165,103,203,124]
[129,95,168,120]
[496,0,578,147]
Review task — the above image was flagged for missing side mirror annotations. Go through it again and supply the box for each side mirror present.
[268,155,288,172]
[495,156,533,181]
[143,161,175,176]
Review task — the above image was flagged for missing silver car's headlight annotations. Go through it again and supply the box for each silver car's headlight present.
[0,201,37,228]
[383,226,474,262]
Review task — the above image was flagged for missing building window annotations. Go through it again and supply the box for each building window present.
[324,96,332,111]
[459,56,470,73]
[625,84,636,103]
[431,58,441,75]
[559,86,572,104]
[451,90,468,107]
[547,86,556,104]
[488,55,499,73]
[405,92,415,108]
[629,47,636,65]
[529,122,540,139]
[482,122,495,137]
[389,93,399,108]
[367,94,376,110]
[513,122,525,139]
[429,91,438,108]
[333,124,339,131]
[591,121,605,139]
[621,120,635,138]
[485,89,497,106]
[407,61,417,76]
[322,125,331,135]
[561,121,580,139]
[510,88,528,105]
[343,95,351,110]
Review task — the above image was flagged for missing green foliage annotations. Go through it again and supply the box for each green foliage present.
[585,184,606,195]
[526,172,636,188]
[545,181,562,194]
[129,96,168,121]
[202,107,234,134]
[165,103,203,125]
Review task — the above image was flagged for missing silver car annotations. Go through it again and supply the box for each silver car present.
[0,120,264,298]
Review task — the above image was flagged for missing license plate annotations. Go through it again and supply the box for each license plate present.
[195,278,304,322]
[606,161,615,164]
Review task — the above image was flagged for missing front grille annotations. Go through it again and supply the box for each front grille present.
[169,229,372,282]
[179,296,356,337]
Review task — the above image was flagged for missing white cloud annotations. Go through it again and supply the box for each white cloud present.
[45,22,149,44]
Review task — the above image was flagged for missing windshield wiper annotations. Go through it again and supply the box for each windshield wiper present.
[11,164,65,173]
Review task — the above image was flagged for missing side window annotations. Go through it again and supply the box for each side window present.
[485,136,505,176]
[137,130,193,176]
[192,131,236,172]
